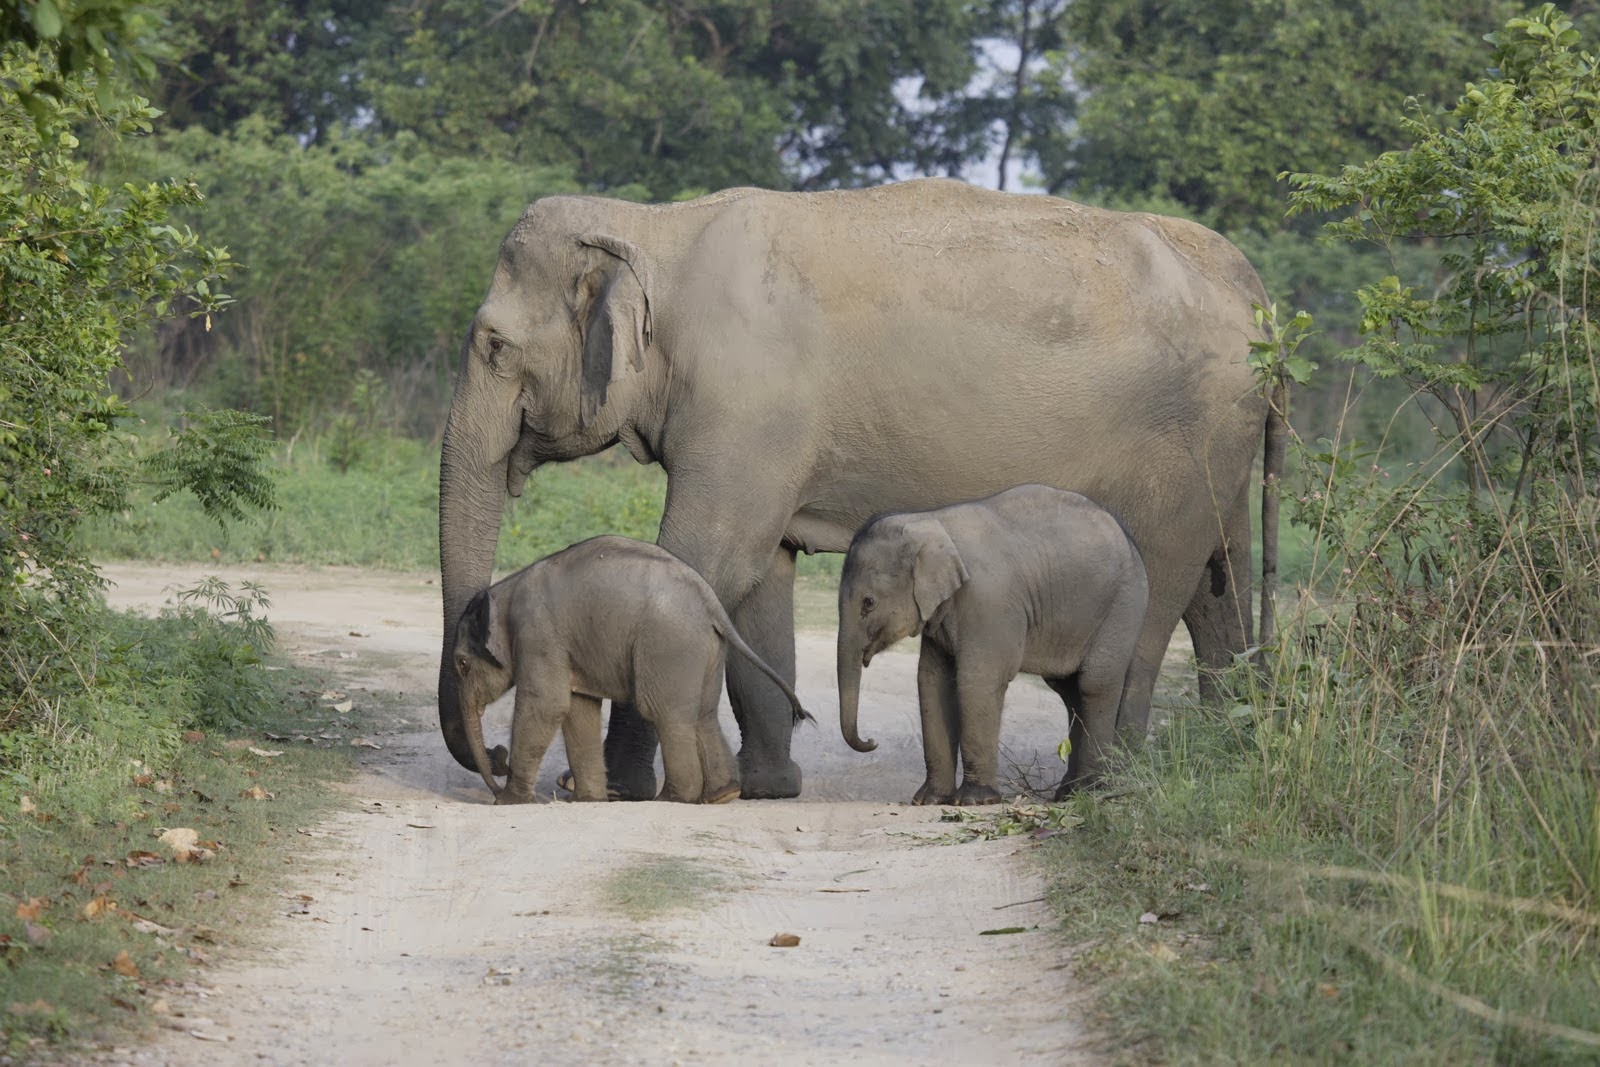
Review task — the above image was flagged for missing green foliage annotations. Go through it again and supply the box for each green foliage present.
[1287,2,1600,494]
[109,124,580,433]
[1247,303,1318,388]
[145,407,275,524]
[1065,0,1519,231]
[0,0,163,123]
[1,46,229,701]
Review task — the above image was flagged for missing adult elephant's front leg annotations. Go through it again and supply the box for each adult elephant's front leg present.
[724,545,801,799]
[599,702,659,801]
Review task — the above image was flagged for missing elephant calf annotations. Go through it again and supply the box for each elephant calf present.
[452,536,812,805]
[837,484,1149,804]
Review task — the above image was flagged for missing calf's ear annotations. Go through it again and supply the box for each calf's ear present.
[907,520,969,624]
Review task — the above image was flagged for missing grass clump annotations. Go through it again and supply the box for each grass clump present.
[0,578,358,1057]
[602,855,730,921]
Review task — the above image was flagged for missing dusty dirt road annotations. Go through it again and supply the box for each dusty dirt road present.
[95,563,1176,1066]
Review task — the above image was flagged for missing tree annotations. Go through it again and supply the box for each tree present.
[1062,0,1521,231]
[0,36,271,723]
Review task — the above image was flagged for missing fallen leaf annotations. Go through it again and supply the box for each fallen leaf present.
[15,897,46,921]
[1138,912,1160,925]
[149,997,171,1015]
[111,950,140,978]
[347,631,368,638]
[351,737,381,749]
[1318,982,1339,999]
[8,999,54,1017]
[18,795,36,815]
[125,851,166,868]
[132,774,154,788]
[1183,882,1211,893]
[768,933,801,948]
[189,1029,225,1042]
[182,731,206,744]
[406,821,435,829]
[83,896,116,919]
[978,926,1031,935]
[239,786,274,801]
[161,802,182,814]
[24,922,51,946]
[152,779,173,794]
[331,700,354,713]
[248,747,284,758]
[319,690,346,701]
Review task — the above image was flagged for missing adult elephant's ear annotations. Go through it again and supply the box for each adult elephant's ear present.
[574,233,654,428]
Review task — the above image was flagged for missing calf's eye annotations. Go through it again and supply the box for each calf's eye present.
[861,595,877,616]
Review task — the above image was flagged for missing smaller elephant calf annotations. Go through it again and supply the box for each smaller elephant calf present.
[837,484,1149,804]
[453,536,812,805]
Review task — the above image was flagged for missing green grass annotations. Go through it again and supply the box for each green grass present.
[83,430,844,578]
[1035,512,1600,1063]
[0,583,367,1057]
[601,855,732,921]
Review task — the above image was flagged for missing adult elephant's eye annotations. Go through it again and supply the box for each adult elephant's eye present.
[861,596,876,616]
[487,335,505,361]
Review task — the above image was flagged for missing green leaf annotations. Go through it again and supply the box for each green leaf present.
[33,0,63,39]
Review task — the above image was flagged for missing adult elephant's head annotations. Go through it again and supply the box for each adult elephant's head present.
[437,200,658,773]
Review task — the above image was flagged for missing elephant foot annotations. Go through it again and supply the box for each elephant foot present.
[702,781,741,805]
[493,788,535,807]
[911,780,957,806]
[736,756,801,800]
[557,769,622,801]
[956,782,1004,806]
[489,744,511,778]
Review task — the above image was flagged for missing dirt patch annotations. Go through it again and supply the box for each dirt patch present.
[94,563,1196,1065]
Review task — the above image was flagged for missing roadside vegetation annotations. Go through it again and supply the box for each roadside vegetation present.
[1035,10,1600,1061]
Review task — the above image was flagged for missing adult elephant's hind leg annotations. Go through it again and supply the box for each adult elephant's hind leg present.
[725,545,801,799]
[1182,482,1254,701]
[600,701,660,801]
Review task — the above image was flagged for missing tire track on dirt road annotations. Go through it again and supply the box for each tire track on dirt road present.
[98,564,1104,1066]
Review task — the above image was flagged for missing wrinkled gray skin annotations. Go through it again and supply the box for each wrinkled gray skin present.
[439,178,1266,801]
[452,536,811,805]
[838,485,1149,804]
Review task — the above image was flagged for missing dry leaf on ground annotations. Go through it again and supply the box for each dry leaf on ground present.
[330,700,354,713]
[249,747,284,758]
[351,737,380,749]
[111,951,140,978]
[19,796,37,815]
[768,933,801,947]
[239,786,275,801]
[125,850,166,868]
[14,897,45,921]
[83,896,117,920]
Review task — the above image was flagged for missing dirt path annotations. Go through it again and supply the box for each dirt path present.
[97,563,1122,1067]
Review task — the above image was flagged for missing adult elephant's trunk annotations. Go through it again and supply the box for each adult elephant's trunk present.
[838,635,877,753]
[462,701,504,799]
[437,423,511,773]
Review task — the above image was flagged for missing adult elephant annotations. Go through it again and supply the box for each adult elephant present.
[438,178,1266,800]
